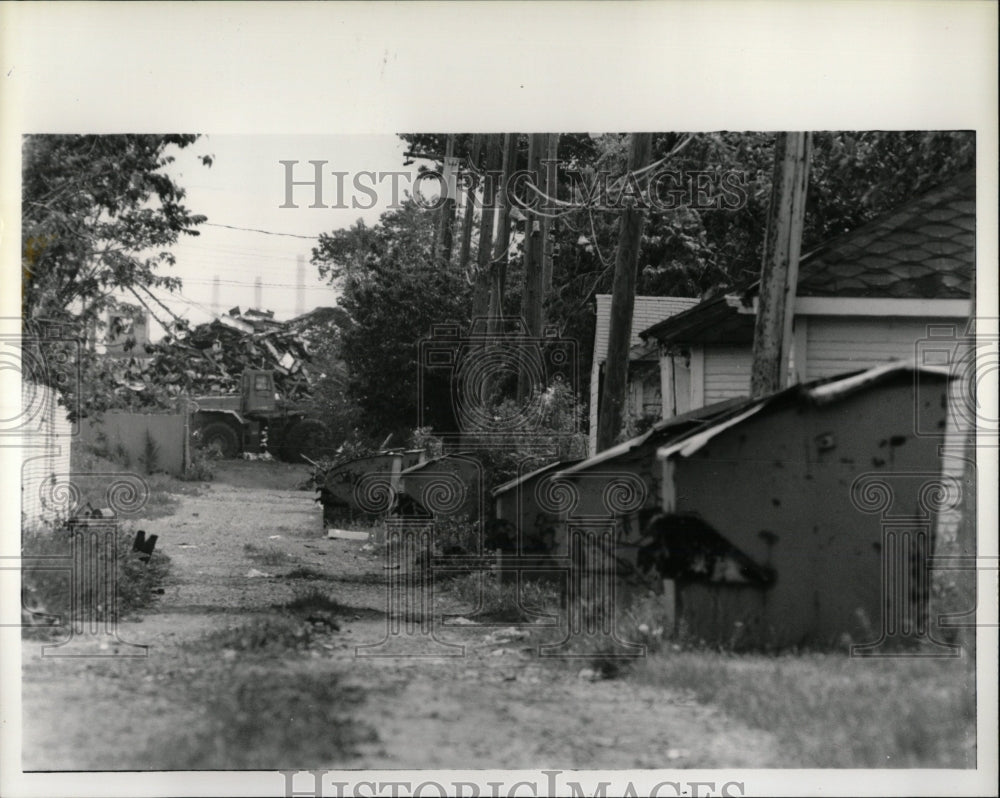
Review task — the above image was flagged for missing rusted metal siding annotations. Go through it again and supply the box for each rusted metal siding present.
[671,377,951,647]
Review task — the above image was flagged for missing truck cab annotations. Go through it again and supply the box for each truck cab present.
[241,369,279,414]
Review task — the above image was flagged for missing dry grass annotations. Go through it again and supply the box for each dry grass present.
[632,648,976,767]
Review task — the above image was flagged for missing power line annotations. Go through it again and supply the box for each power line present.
[203,222,320,240]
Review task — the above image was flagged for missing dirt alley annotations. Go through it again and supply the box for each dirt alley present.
[21,462,780,771]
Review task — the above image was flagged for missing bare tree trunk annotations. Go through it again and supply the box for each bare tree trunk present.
[749,132,811,398]
[596,133,653,452]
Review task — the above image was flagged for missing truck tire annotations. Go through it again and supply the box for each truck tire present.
[199,421,241,459]
[278,419,331,463]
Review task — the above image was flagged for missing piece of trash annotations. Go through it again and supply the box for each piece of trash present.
[666,748,690,761]
[246,568,273,578]
[484,627,530,645]
[448,616,475,626]
[577,668,599,681]
[328,528,370,541]
[490,648,508,657]
[176,543,198,548]
[268,535,282,540]
[383,563,400,570]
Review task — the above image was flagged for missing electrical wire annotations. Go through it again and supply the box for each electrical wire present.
[203,222,320,239]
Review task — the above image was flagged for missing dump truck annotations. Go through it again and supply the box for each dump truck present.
[190,368,331,462]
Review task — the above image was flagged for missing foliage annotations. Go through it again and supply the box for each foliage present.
[461,377,588,492]
[312,199,472,438]
[446,570,560,622]
[181,446,216,482]
[314,131,974,439]
[21,134,211,418]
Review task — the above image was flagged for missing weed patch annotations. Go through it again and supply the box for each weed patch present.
[244,542,293,566]
[445,571,559,622]
[21,524,172,631]
[186,615,320,654]
[153,666,375,769]
[284,566,328,581]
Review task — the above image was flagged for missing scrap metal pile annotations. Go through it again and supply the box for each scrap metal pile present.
[102,306,339,409]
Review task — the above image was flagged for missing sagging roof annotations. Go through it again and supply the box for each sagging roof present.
[521,362,949,484]
[655,361,951,461]
[594,294,699,363]
[492,397,747,498]
[641,171,974,345]
[491,458,585,498]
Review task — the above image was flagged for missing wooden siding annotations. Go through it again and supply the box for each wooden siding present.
[805,316,958,380]
[702,345,752,405]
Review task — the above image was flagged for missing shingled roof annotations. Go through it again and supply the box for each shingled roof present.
[796,170,974,299]
[594,294,699,363]
[641,170,975,344]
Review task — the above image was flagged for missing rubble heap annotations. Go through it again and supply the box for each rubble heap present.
[102,306,340,409]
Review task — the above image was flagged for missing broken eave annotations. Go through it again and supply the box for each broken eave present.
[640,293,757,347]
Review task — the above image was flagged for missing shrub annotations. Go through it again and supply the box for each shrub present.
[181,446,216,482]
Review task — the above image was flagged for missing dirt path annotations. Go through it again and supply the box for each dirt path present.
[21,469,780,771]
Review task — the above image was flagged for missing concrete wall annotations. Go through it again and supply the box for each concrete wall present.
[671,375,952,647]
[20,380,73,528]
[78,412,188,476]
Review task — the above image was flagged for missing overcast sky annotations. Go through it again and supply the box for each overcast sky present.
[151,134,413,336]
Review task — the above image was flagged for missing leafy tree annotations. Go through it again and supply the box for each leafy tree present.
[312,199,472,439]
[22,134,211,326]
[21,135,211,417]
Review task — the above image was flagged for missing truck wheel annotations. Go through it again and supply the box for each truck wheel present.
[279,419,331,462]
[200,421,240,459]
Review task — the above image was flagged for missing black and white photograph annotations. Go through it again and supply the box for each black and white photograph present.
[1,3,997,797]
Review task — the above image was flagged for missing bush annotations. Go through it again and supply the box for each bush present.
[181,446,216,482]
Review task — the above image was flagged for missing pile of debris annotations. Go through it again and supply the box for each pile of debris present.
[100,306,341,409]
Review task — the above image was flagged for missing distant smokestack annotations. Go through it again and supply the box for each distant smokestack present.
[296,255,305,316]
[254,275,262,310]
[211,275,220,316]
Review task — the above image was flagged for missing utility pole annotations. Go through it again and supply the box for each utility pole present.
[541,134,560,295]
[458,135,483,277]
[518,133,548,401]
[749,132,811,398]
[434,134,457,268]
[596,132,653,452]
[254,275,263,311]
[487,133,518,336]
[472,134,502,321]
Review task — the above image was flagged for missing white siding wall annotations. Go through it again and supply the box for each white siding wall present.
[806,315,971,545]
[702,345,753,406]
[21,381,73,528]
[805,316,945,380]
